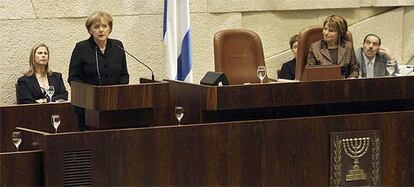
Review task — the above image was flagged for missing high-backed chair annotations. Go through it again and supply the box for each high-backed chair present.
[295,26,353,80]
[214,29,268,85]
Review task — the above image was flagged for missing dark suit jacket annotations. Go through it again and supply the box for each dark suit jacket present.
[68,36,129,86]
[17,72,68,104]
[279,58,296,80]
[307,40,359,78]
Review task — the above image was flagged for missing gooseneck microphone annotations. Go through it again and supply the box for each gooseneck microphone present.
[95,47,102,85]
[115,45,155,81]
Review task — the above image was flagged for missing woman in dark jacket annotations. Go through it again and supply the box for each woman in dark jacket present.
[68,11,129,86]
[17,43,68,104]
[68,11,129,130]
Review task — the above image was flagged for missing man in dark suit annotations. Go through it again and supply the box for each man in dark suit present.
[356,34,398,78]
[279,34,298,80]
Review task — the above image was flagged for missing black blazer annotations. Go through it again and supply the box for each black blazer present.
[68,36,129,86]
[279,58,296,80]
[17,72,68,104]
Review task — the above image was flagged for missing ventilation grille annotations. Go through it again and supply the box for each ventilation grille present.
[63,150,92,186]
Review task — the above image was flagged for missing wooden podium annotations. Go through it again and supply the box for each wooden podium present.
[70,80,170,129]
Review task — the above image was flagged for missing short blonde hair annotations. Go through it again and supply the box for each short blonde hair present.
[323,15,348,41]
[25,43,52,76]
[85,11,113,34]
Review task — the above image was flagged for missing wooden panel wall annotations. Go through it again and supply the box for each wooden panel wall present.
[39,111,414,186]
[0,102,78,152]
[0,150,43,186]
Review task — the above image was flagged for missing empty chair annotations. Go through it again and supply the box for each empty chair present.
[214,29,268,85]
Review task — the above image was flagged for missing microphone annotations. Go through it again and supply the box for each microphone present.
[115,45,155,81]
[95,47,102,85]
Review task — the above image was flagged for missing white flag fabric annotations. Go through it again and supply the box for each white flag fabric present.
[163,0,193,82]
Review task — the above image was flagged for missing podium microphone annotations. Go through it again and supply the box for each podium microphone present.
[115,45,155,81]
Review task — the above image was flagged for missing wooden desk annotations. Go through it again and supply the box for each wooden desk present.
[17,110,414,186]
[0,150,43,186]
[0,102,78,152]
[168,76,414,124]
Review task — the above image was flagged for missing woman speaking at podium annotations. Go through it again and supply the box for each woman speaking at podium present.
[68,11,129,130]
[307,15,359,78]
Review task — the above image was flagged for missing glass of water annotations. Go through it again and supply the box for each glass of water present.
[12,131,22,151]
[386,61,396,76]
[51,114,61,133]
[174,106,184,126]
[46,86,55,103]
[257,66,267,84]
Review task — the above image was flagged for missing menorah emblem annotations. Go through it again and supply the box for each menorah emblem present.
[342,137,370,181]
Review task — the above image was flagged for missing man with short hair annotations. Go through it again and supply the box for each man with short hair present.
[356,34,398,78]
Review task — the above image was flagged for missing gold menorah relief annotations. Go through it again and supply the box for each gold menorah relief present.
[342,137,370,181]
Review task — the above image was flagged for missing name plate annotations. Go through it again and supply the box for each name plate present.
[301,65,345,81]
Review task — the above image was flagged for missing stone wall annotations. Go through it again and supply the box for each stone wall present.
[0,0,413,105]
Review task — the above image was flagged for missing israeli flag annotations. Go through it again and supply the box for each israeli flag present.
[163,0,193,82]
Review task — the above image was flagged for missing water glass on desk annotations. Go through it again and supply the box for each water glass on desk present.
[257,66,267,84]
[12,131,22,151]
[46,86,55,103]
[175,106,184,126]
[386,61,397,76]
[51,114,61,133]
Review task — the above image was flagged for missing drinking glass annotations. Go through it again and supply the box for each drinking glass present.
[174,106,184,126]
[386,61,396,76]
[51,114,61,133]
[46,86,55,103]
[12,131,22,151]
[257,66,267,84]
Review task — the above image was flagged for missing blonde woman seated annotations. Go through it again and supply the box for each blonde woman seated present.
[17,44,68,104]
[307,15,359,78]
